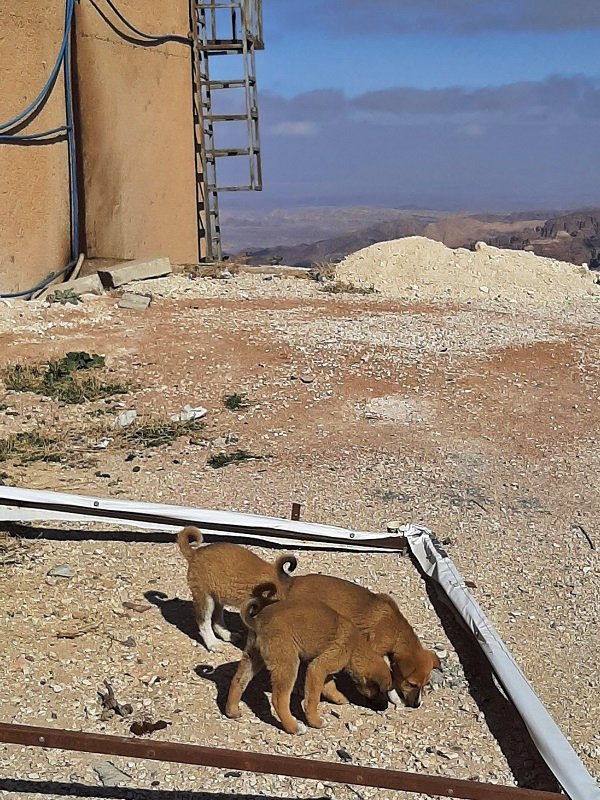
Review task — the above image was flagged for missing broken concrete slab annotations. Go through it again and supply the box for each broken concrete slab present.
[44,273,104,299]
[118,292,151,311]
[98,257,171,289]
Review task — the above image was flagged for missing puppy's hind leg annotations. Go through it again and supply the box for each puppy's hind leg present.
[270,658,305,735]
[225,642,265,719]
[303,655,333,729]
[212,602,233,643]
[321,678,348,705]
[193,593,222,652]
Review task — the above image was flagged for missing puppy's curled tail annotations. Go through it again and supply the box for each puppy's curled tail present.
[177,526,203,560]
[275,554,297,588]
[241,597,261,631]
[242,582,278,629]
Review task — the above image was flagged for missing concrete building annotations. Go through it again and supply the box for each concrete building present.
[0,0,263,294]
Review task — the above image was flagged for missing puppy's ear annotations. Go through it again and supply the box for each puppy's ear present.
[430,650,443,672]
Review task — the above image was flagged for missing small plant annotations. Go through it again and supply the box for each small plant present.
[2,352,130,404]
[223,393,250,411]
[46,288,82,305]
[0,430,63,464]
[309,261,337,282]
[207,449,267,469]
[320,281,375,295]
[121,418,205,449]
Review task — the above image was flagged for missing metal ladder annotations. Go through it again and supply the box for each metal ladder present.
[190,1,264,260]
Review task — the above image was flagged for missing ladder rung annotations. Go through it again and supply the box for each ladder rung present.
[199,40,244,53]
[208,147,253,158]
[208,185,255,192]
[208,78,254,89]
[206,114,249,122]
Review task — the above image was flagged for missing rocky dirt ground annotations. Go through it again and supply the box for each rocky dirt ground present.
[1,268,599,800]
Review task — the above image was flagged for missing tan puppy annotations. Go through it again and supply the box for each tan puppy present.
[177,527,297,651]
[225,590,392,735]
[278,571,440,708]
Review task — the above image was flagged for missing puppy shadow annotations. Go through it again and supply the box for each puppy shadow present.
[194,661,323,733]
[144,590,245,649]
[333,672,389,712]
[194,661,280,729]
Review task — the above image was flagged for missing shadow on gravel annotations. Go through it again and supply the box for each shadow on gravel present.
[0,780,317,800]
[425,580,563,794]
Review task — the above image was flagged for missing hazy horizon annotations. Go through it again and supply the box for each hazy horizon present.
[215,1,600,216]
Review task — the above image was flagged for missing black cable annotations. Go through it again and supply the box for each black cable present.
[102,0,190,45]
[0,126,69,143]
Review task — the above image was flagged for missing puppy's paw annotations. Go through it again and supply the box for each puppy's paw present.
[294,721,307,735]
[225,706,242,720]
[214,626,233,643]
[204,641,224,653]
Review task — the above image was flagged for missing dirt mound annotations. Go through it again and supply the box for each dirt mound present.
[334,236,600,304]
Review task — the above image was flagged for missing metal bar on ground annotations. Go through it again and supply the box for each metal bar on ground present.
[0,723,565,800]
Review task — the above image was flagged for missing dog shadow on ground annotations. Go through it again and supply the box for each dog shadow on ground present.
[426,581,562,793]
[144,590,245,648]
[194,660,387,733]
[0,780,313,800]
[194,661,283,730]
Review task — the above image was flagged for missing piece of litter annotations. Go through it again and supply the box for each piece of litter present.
[94,760,132,787]
[170,404,208,423]
[98,681,133,720]
[47,565,74,579]
[115,410,137,428]
[122,601,152,613]
[57,621,100,639]
[94,438,110,449]
[129,718,171,736]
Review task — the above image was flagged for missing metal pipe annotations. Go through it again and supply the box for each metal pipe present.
[0,723,564,800]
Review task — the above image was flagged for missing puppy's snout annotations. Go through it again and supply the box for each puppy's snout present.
[407,689,422,708]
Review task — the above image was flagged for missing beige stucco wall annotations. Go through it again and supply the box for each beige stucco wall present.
[0,1,72,294]
[75,0,199,264]
[0,0,199,293]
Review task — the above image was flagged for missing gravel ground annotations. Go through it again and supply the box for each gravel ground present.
[1,270,599,800]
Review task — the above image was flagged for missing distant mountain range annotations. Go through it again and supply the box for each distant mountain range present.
[226,208,600,269]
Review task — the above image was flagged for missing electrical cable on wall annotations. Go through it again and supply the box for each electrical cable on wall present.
[0,0,78,299]
[0,0,190,300]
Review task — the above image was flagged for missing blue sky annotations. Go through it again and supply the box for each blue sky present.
[219,0,600,213]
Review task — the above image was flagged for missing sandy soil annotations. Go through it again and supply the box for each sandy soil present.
[1,272,599,800]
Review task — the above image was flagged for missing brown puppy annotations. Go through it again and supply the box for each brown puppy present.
[278,571,440,708]
[225,590,392,735]
[177,527,297,651]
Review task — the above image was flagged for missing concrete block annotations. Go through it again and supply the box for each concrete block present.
[118,292,151,310]
[98,257,172,288]
[46,273,104,297]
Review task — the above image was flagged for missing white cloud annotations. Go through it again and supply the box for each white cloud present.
[269,121,318,137]
[457,122,486,137]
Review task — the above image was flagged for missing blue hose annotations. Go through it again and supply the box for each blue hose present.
[63,0,79,263]
[0,0,186,300]
[0,261,76,300]
[0,0,77,300]
[0,0,75,133]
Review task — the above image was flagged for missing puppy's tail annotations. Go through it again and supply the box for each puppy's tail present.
[242,582,278,629]
[275,554,297,589]
[177,526,203,560]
